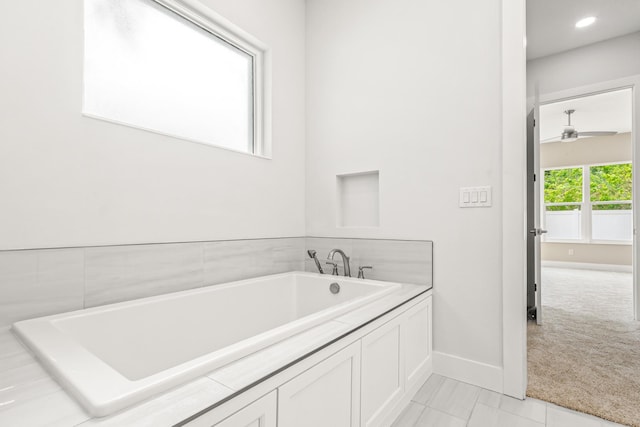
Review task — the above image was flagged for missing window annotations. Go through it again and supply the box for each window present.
[543,163,632,243]
[590,164,633,241]
[544,168,582,240]
[83,0,267,155]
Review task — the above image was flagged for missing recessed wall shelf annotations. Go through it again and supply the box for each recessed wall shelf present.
[337,171,380,227]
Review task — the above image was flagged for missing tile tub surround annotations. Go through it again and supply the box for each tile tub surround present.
[0,249,85,327]
[84,243,204,308]
[204,238,304,286]
[0,237,305,327]
[1,236,432,327]
[0,284,429,426]
[306,237,433,287]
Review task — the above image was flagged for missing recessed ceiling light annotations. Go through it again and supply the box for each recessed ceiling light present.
[575,17,596,28]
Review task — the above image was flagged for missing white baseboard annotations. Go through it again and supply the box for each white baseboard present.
[542,261,632,273]
[433,351,503,393]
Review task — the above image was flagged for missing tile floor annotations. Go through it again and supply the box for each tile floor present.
[392,374,627,427]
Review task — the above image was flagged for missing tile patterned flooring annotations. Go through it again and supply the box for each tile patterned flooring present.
[392,374,626,427]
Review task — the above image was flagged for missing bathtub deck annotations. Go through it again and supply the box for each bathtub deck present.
[0,283,427,426]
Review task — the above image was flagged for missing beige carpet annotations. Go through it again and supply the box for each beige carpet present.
[527,267,640,427]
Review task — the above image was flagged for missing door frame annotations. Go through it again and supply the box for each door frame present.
[534,77,640,322]
[501,0,527,399]
[501,0,640,396]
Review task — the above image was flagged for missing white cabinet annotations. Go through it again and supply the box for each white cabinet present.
[360,296,432,427]
[214,391,277,427]
[277,342,361,427]
[197,294,431,427]
[404,297,432,387]
[360,316,404,427]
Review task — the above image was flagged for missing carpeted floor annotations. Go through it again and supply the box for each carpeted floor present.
[527,267,640,427]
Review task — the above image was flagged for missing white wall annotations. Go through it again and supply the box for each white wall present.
[306,0,504,372]
[0,0,306,250]
[527,31,640,97]
[1,0,511,389]
[542,243,632,266]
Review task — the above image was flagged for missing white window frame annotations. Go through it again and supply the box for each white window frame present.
[83,0,272,158]
[542,161,632,245]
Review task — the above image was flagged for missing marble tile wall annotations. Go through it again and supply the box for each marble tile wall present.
[0,249,85,327]
[305,237,433,287]
[0,236,432,327]
[85,243,205,307]
[203,238,303,286]
[0,238,305,327]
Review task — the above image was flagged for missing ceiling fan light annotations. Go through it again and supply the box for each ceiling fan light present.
[560,110,579,141]
[562,131,578,142]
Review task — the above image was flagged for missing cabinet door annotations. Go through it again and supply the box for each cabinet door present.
[360,315,404,427]
[214,390,277,427]
[278,341,361,427]
[404,297,432,387]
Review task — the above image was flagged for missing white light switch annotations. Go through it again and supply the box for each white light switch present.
[459,186,492,208]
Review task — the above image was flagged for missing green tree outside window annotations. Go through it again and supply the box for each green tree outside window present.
[544,167,582,211]
[590,164,632,210]
[544,164,632,211]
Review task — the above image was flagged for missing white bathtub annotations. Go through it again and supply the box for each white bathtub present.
[13,272,400,417]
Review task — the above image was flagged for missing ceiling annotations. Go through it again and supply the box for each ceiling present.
[527,0,640,59]
[540,88,632,143]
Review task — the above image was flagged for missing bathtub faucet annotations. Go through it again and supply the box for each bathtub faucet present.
[326,249,351,277]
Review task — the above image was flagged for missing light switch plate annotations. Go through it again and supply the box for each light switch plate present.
[459,186,492,208]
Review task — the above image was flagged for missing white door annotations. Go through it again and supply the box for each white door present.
[533,100,544,325]
[527,101,545,325]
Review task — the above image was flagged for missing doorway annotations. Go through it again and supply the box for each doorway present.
[500,0,640,408]
[526,77,640,427]
[529,88,636,323]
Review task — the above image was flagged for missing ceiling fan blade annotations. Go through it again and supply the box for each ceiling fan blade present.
[579,131,618,137]
[541,135,561,142]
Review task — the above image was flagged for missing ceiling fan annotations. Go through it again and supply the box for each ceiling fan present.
[542,109,618,142]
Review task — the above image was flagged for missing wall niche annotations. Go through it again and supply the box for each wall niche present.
[337,171,380,227]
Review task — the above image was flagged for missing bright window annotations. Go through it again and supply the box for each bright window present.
[543,163,632,242]
[590,164,633,241]
[83,0,263,154]
[544,168,583,240]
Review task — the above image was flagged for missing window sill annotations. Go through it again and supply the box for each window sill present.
[83,113,272,160]
[543,240,632,246]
